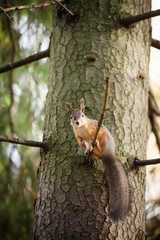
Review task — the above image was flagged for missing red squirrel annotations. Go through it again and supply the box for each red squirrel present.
[66,98,131,221]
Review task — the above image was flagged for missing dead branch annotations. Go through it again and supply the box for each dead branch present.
[86,77,110,163]
[120,9,160,26]
[134,158,160,166]
[150,115,160,149]
[0,0,74,16]
[0,136,49,149]
[54,0,74,16]
[0,1,60,13]
[149,90,160,116]
[151,39,160,50]
[134,92,160,166]
[149,91,160,150]
[0,49,49,74]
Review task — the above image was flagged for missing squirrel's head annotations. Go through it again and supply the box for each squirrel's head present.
[66,98,86,127]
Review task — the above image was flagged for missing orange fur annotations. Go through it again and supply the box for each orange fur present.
[66,99,131,221]
[73,119,108,159]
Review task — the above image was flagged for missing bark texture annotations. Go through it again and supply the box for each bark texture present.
[33,0,151,239]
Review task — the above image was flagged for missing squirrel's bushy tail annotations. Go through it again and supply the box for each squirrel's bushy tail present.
[102,154,131,221]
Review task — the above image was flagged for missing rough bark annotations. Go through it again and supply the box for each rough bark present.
[33,0,151,239]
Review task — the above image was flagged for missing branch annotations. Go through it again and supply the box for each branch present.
[134,92,160,166]
[0,136,49,149]
[0,49,50,74]
[151,39,160,50]
[149,91,160,150]
[54,0,74,16]
[120,9,160,26]
[0,0,74,16]
[149,90,160,116]
[0,1,61,13]
[134,158,160,166]
[86,77,110,163]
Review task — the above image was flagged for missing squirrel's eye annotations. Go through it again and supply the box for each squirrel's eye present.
[82,115,84,117]
[70,116,72,119]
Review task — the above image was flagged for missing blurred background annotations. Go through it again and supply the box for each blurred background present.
[0,0,160,239]
[0,1,50,239]
[146,1,160,239]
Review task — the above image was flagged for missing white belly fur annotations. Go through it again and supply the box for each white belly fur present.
[84,141,90,150]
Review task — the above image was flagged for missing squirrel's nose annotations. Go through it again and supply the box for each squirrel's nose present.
[76,121,79,126]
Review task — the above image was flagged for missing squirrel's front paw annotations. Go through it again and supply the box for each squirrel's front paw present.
[91,139,100,149]
[95,140,100,148]
[92,140,102,153]
[89,145,93,151]
[85,149,90,155]
[79,140,86,148]
[85,149,88,155]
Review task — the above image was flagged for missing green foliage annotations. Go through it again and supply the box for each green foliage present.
[0,146,38,240]
[0,0,51,239]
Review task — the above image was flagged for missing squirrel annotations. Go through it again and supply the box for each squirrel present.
[66,98,131,221]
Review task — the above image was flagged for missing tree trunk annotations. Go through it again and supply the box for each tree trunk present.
[33,0,151,239]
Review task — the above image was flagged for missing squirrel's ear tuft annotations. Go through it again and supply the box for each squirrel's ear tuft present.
[66,102,73,113]
[79,98,85,113]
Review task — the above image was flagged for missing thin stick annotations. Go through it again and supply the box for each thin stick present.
[120,9,160,26]
[134,158,160,167]
[0,1,74,16]
[149,90,160,117]
[0,6,12,19]
[0,136,48,149]
[86,77,110,163]
[0,2,57,13]
[149,91,160,150]
[0,49,49,74]
[54,0,74,16]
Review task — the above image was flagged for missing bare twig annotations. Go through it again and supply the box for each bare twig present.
[0,136,49,149]
[134,158,160,167]
[149,91,160,150]
[0,0,74,16]
[151,39,160,50]
[120,9,160,26]
[149,90,160,116]
[0,6,12,19]
[54,0,74,16]
[86,77,110,163]
[134,91,160,166]
[0,49,49,74]
[0,2,60,13]
[149,114,160,149]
